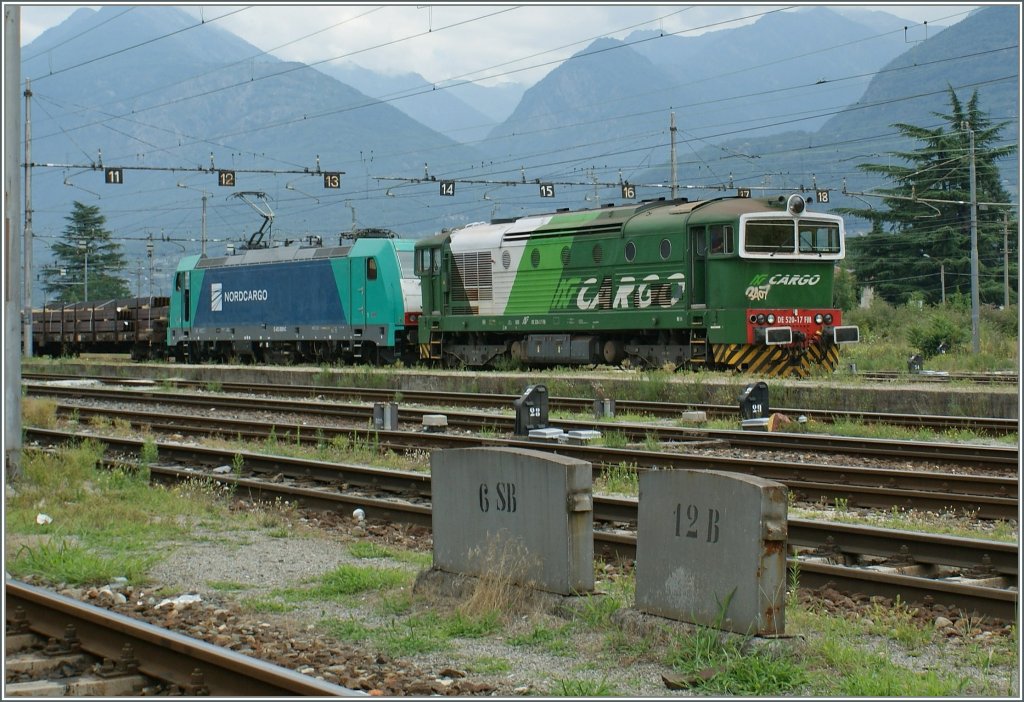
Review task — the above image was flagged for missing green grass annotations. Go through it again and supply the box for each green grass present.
[321,608,501,659]
[465,656,511,675]
[7,539,155,586]
[547,677,621,696]
[791,504,1018,543]
[662,623,809,696]
[207,580,249,591]
[600,430,629,449]
[508,622,577,656]
[5,441,226,585]
[271,564,411,602]
[594,461,639,495]
[349,541,395,559]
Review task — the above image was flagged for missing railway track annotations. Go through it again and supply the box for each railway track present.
[855,370,1019,385]
[25,383,1019,467]
[28,398,1020,520]
[23,373,1019,435]
[4,579,364,696]
[23,432,1016,621]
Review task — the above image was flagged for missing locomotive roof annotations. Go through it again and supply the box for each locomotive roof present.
[191,237,414,270]
[414,195,831,250]
[195,244,352,269]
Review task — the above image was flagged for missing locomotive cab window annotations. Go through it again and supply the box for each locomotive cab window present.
[745,221,794,253]
[798,221,841,254]
[367,257,378,280]
[398,251,416,278]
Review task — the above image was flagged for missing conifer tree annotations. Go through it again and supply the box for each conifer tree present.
[839,87,1016,306]
[42,201,130,303]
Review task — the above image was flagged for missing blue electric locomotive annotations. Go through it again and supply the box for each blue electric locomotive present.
[167,234,421,364]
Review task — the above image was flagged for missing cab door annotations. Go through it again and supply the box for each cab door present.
[689,226,707,307]
[349,257,367,327]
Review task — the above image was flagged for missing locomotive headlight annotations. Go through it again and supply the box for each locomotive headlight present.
[787,194,806,214]
[814,313,823,324]
[766,314,775,324]
[756,314,767,324]
[824,313,833,324]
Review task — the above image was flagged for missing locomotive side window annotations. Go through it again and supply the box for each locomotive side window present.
[431,248,440,273]
[624,240,636,262]
[183,272,190,323]
[367,257,378,280]
[416,249,428,274]
[710,224,732,254]
[746,221,794,253]
[175,272,184,291]
[660,238,672,259]
[798,221,841,254]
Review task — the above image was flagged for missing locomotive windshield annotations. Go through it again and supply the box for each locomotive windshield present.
[397,251,417,278]
[740,216,843,259]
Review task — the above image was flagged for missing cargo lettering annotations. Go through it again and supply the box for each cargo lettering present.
[223,289,268,303]
[211,282,268,312]
[576,273,685,310]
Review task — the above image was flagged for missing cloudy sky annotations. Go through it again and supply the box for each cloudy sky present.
[17,2,980,86]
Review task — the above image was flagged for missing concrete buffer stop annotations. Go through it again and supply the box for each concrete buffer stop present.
[430,447,595,595]
[635,470,789,636]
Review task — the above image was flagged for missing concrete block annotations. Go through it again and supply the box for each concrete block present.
[560,429,602,445]
[431,447,594,595]
[636,470,788,636]
[528,427,564,441]
[422,414,448,432]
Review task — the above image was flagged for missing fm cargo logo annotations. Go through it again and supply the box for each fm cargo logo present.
[745,273,820,301]
[210,282,268,312]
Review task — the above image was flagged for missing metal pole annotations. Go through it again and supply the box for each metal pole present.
[23,78,32,356]
[966,123,980,353]
[201,192,207,256]
[5,4,24,480]
[669,112,677,200]
[1003,210,1010,308]
[940,263,946,305]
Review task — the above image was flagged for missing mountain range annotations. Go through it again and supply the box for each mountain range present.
[16,4,1020,300]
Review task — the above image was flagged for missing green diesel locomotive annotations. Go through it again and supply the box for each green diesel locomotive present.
[415,194,858,377]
